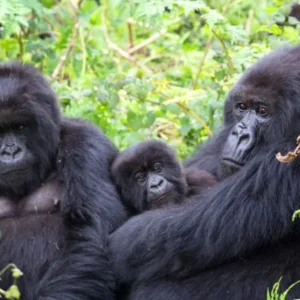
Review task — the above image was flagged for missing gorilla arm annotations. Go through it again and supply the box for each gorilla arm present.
[57,118,127,232]
[36,119,127,300]
[110,144,300,284]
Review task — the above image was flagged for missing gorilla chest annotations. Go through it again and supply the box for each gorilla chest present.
[0,179,66,281]
[0,178,62,218]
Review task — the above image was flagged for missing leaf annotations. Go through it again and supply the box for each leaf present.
[11,267,23,279]
[5,285,21,299]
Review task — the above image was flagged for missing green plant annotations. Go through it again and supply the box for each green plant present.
[0,264,23,300]
[267,277,300,300]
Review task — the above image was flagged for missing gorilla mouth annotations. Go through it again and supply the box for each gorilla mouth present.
[221,158,245,168]
[152,191,172,203]
[1,167,30,176]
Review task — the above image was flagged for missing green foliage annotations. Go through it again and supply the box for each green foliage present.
[292,209,300,222]
[0,264,23,299]
[0,0,298,160]
[267,277,300,300]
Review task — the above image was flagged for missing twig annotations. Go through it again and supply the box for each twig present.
[192,35,213,89]
[42,16,57,29]
[127,18,135,48]
[159,91,213,136]
[176,101,213,136]
[52,0,83,80]
[102,5,151,74]
[128,30,166,55]
[192,0,233,89]
[79,26,87,76]
[16,33,24,61]
[245,9,254,34]
[212,28,234,74]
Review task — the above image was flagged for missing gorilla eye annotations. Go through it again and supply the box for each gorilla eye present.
[135,171,146,182]
[257,106,268,116]
[152,163,163,173]
[18,125,25,132]
[237,103,247,111]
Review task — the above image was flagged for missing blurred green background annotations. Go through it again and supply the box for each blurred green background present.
[0,0,298,158]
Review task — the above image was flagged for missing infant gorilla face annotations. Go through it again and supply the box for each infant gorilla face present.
[111,140,188,213]
[134,160,178,207]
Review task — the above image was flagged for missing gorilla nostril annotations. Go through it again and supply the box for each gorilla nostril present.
[150,183,159,189]
[13,147,22,159]
[239,134,250,141]
[157,179,164,187]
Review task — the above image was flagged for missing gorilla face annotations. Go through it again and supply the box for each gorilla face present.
[112,140,187,213]
[220,89,272,174]
[220,46,300,177]
[0,63,61,198]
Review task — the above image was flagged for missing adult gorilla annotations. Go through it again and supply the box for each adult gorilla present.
[110,45,300,300]
[0,63,126,300]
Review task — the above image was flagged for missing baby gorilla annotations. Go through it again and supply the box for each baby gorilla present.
[111,140,216,214]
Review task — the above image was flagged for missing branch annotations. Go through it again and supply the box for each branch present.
[52,0,83,80]
[192,35,213,89]
[102,6,151,74]
[192,0,233,89]
[212,28,234,74]
[128,29,166,55]
[16,33,24,61]
[79,26,87,76]
[159,92,213,136]
[127,18,135,48]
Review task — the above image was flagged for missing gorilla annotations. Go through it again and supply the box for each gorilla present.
[184,167,217,197]
[110,44,300,300]
[111,140,216,215]
[0,62,126,300]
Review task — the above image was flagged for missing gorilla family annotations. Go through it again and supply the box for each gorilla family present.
[111,140,216,214]
[0,62,126,300]
[110,44,300,300]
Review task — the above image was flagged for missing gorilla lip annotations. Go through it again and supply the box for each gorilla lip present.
[221,157,244,168]
[1,167,30,175]
[152,191,173,202]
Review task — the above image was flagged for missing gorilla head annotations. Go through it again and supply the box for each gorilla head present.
[0,63,60,198]
[220,46,300,177]
[111,140,188,213]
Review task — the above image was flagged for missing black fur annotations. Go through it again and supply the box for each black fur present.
[110,45,300,300]
[0,62,127,300]
[184,167,217,197]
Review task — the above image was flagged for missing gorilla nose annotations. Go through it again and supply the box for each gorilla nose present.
[231,125,253,145]
[150,178,164,189]
[1,144,23,162]
[149,177,167,193]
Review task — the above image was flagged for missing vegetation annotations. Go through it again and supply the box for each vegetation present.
[0,1,299,298]
[0,0,298,159]
[0,264,22,299]
[267,277,300,300]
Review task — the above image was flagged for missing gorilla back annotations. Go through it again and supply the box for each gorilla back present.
[110,45,300,300]
[0,63,126,300]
